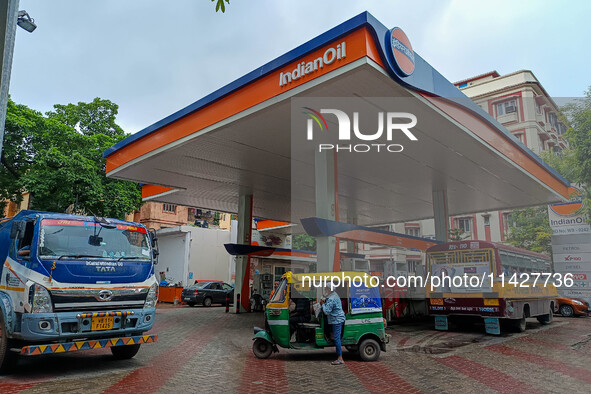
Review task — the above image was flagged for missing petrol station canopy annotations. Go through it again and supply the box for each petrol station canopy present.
[103,12,570,227]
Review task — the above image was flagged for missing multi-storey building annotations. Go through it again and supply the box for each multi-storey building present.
[127,202,233,231]
[456,70,568,155]
[360,70,568,273]
[127,201,190,230]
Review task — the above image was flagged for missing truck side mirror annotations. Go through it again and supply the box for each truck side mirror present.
[10,221,26,239]
[149,229,159,264]
[149,229,158,247]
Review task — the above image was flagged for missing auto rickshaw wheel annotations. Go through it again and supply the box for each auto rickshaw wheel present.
[253,338,273,359]
[358,338,380,362]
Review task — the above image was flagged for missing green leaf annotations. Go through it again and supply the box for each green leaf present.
[213,0,228,13]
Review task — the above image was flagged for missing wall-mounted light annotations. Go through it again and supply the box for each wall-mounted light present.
[17,10,36,33]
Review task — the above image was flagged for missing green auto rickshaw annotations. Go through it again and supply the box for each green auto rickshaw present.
[252,271,389,361]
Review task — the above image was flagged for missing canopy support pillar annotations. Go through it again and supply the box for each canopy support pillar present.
[315,150,337,272]
[432,189,449,242]
[234,193,252,312]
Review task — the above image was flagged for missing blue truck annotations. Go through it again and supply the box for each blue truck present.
[0,210,159,372]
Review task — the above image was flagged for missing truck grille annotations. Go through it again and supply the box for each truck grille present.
[50,288,149,311]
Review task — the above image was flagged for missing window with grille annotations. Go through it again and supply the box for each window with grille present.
[163,203,176,213]
[454,218,471,233]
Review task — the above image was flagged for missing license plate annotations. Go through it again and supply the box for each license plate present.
[184,297,191,301]
[484,298,499,306]
[91,316,114,331]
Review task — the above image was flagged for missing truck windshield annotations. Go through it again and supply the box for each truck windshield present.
[427,248,494,293]
[38,219,151,261]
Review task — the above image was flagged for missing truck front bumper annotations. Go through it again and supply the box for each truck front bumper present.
[21,333,157,356]
[18,308,156,342]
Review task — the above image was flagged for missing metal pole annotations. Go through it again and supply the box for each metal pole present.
[0,0,20,156]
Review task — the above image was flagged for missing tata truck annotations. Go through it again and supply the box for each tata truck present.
[0,210,159,372]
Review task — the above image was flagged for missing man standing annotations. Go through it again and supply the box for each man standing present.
[320,286,346,365]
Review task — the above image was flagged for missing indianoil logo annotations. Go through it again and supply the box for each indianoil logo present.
[303,107,417,153]
[389,27,415,76]
[279,42,346,87]
[550,200,584,216]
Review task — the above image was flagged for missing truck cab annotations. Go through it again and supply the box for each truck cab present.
[0,211,159,371]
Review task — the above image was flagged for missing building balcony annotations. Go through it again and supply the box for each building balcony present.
[544,123,552,133]
[537,127,550,141]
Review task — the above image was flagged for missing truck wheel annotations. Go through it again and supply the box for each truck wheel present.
[0,313,17,373]
[559,305,574,317]
[537,313,553,325]
[359,338,380,362]
[203,297,212,307]
[252,339,273,359]
[111,344,141,360]
[513,317,527,333]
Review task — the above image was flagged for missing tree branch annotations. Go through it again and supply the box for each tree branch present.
[0,153,19,178]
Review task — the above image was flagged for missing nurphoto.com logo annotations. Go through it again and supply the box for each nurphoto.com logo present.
[302,107,418,152]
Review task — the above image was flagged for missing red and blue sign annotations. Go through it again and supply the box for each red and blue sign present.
[388,27,415,76]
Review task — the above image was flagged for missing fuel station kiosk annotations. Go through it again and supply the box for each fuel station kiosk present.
[104,12,570,312]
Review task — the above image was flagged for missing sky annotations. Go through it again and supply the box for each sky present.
[9,0,591,135]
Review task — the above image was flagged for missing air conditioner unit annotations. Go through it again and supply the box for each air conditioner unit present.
[505,105,516,113]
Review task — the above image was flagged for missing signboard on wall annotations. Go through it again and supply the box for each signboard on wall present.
[549,199,591,303]
[251,230,292,249]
